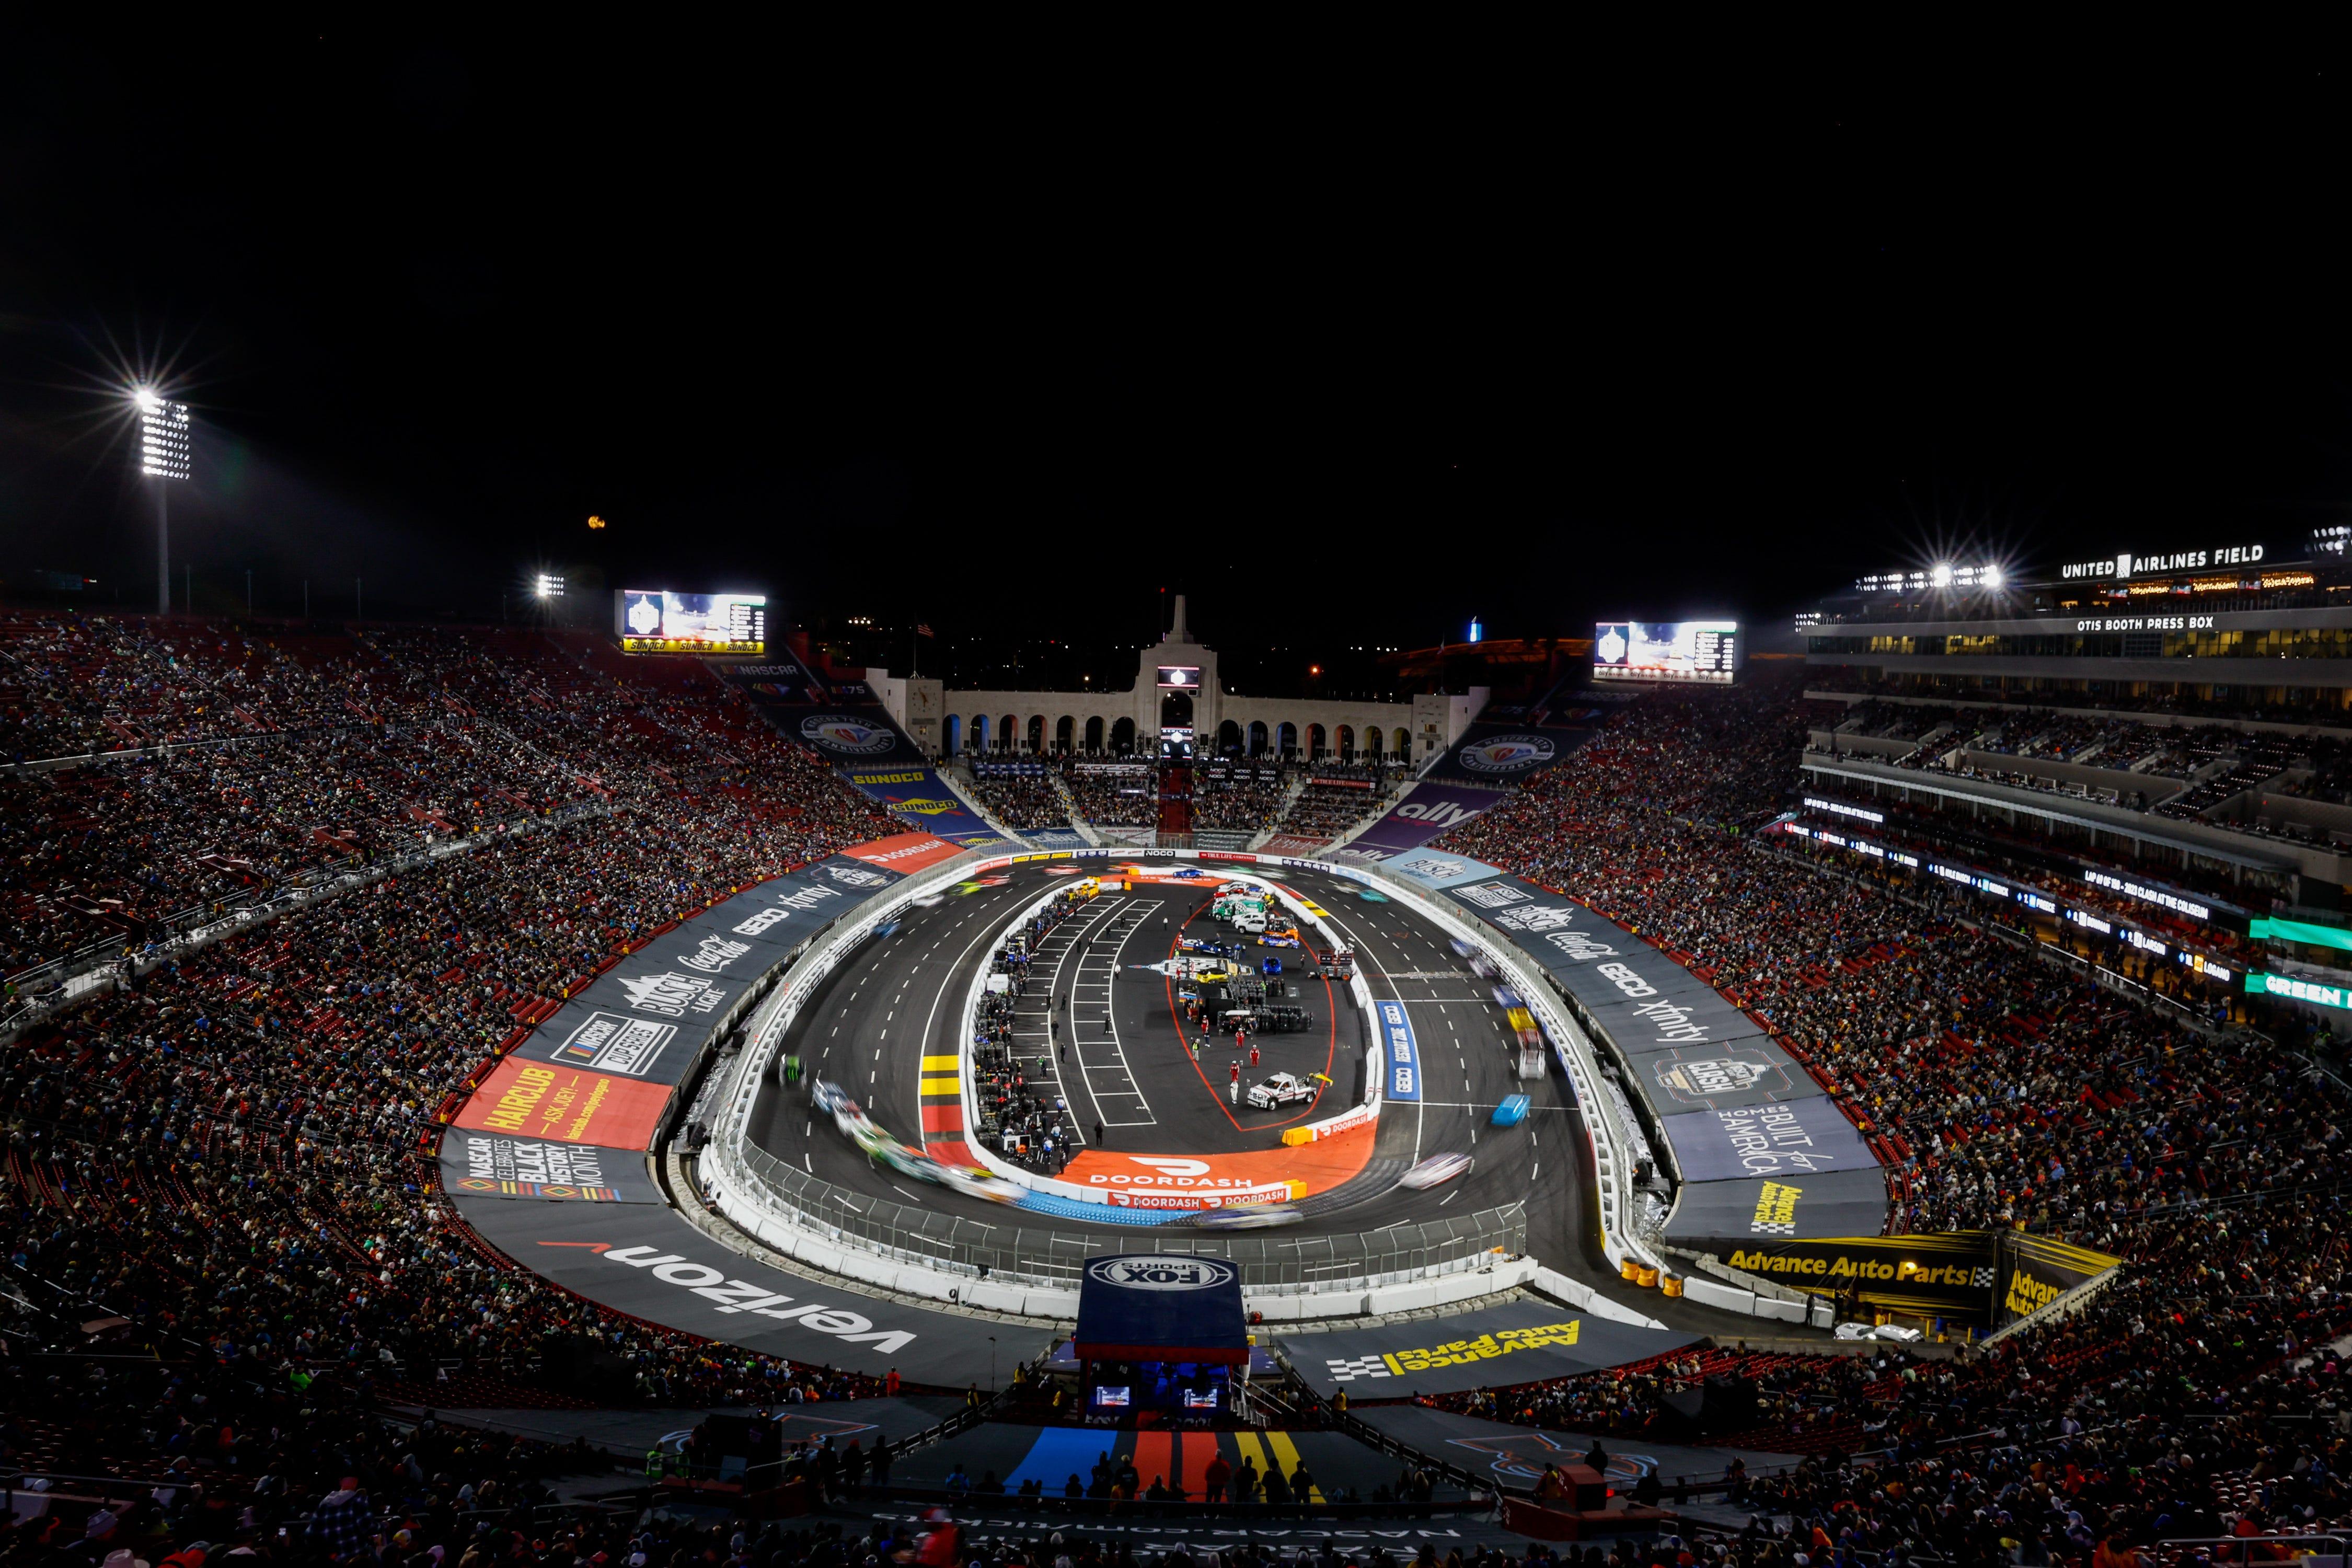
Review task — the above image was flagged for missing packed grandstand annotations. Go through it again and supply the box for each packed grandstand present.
[5,605,2351,1568]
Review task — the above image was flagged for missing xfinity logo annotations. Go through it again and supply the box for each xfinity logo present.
[1627,998,1714,1042]
[1595,961,1658,998]
[732,882,843,936]
[566,1244,914,1354]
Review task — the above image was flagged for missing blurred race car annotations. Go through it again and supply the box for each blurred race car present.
[1491,984,1522,1009]
[1246,1071,1320,1109]
[1187,1202,1302,1230]
[938,1166,1025,1204]
[1400,1151,1473,1190]
[1505,1006,1543,1048]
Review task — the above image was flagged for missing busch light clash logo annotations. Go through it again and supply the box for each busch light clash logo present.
[825,862,890,889]
[1085,1256,1238,1292]
[799,714,899,756]
[614,970,728,1019]
[1458,733,1556,775]
[1653,1053,1791,1105]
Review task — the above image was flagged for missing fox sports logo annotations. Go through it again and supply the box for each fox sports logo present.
[1086,1256,1237,1292]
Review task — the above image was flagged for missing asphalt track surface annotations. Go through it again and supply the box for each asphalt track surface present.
[744,861,1645,1311]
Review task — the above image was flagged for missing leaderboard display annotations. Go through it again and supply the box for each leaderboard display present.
[1594,620,1740,684]
[615,590,767,655]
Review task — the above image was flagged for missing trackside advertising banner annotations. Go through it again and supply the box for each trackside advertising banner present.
[1657,1101,1880,1183]
[1995,1232,2123,1326]
[1331,784,1511,862]
[454,1191,1053,1382]
[1661,1167,1891,1244]
[437,1133,664,1204]
[447,849,908,1167]
[1692,1233,2001,1320]
[837,764,1002,844]
[1421,723,1588,786]
[1447,873,1886,1236]
[1623,1040,1826,1114]
[1281,1301,1700,1398]
[1377,999,1423,1102]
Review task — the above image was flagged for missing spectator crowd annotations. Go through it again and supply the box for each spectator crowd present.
[10,618,2352,1568]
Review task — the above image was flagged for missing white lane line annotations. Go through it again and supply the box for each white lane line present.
[912,899,1021,1128]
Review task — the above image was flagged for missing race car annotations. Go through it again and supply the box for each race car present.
[938,1166,1025,1205]
[1246,1071,1320,1109]
[1399,1151,1473,1190]
[1492,984,1523,1009]
[1187,1202,1302,1230]
[1179,937,1239,958]
[1505,1006,1543,1048]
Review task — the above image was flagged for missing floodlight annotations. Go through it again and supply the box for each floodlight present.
[1929,562,1955,587]
[1980,564,2004,590]
[134,391,191,615]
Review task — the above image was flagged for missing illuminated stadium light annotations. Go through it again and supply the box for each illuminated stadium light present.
[536,573,566,598]
[135,388,191,615]
[1929,562,1955,587]
[1980,563,2004,589]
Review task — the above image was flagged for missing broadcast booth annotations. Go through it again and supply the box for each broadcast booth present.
[1071,1255,1248,1423]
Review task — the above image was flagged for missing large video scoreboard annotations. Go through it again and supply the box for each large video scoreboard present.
[1594,620,1740,684]
[614,590,767,655]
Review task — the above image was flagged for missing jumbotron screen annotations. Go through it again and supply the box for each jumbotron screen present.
[614,591,767,655]
[1593,620,1739,684]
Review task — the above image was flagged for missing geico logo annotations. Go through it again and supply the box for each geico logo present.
[1595,962,1657,998]
[597,1246,915,1352]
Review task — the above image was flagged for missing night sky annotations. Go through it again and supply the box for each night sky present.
[7,30,2352,672]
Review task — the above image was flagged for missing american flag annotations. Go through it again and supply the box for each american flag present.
[915,623,935,638]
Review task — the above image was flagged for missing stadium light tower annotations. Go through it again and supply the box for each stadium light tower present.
[136,389,192,615]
